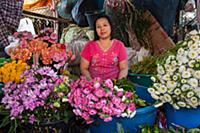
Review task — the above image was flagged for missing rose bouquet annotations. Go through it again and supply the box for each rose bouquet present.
[0,66,73,131]
[68,76,145,124]
[148,33,200,109]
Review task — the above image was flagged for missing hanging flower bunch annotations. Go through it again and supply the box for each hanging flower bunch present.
[9,28,75,69]
[68,76,137,124]
[148,33,200,109]
[1,66,72,124]
[0,60,28,83]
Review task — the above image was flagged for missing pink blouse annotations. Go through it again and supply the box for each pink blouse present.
[80,39,128,80]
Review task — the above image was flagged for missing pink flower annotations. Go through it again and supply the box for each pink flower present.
[128,103,136,111]
[94,88,105,98]
[116,91,124,97]
[102,106,112,114]
[105,79,113,88]
[94,82,101,89]
[73,109,82,116]
[103,116,112,122]
[89,109,97,115]
[112,97,121,106]
[118,103,127,111]
[86,94,99,102]
[125,91,133,98]
[95,101,103,109]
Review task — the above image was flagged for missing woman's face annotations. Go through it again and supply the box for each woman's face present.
[95,18,111,40]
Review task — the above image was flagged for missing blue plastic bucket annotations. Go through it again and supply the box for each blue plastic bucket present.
[135,84,155,104]
[89,105,157,133]
[164,104,200,129]
[85,10,105,29]
[128,73,155,104]
[128,73,153,87]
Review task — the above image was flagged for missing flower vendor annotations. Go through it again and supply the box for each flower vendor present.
[80,14,128,80]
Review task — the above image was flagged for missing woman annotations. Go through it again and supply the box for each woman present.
[80,14,128,80]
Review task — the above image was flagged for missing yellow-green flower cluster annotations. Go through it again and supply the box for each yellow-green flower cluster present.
[0,60,28,83]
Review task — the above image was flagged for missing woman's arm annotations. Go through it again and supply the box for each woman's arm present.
[80,57,92,80]
[118,60,128,79]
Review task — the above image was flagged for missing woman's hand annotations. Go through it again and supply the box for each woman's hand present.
[118,60,128,79]
[80,57,92,80]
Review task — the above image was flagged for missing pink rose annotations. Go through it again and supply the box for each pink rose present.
[95,101,103,109]
[125,91,133,98]
[104,116,112,122]
[105,79,113,89]
[94,88,105,98]
[102,106,112,114]
[116,91,124,97]
[86,94,99,102]
[112,97,121,106]
[89,109,97,115]
[128,103,136,111]
[119,103,127,111]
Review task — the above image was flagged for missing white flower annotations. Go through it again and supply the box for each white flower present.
[122,96,126,102]
[188,60,195,68]
[164,94,172,102]
[153,83,161,89]
[157,65,165,75]
[188,51,198,59]
[174,88,181,95]
[187,40,194,47]
[172,103,180,110]
[177,101,186,107]
[151,94,159,100]
[197,56,200,62]
[177,48,185,55]
[188,78,198,88]
[148,88,155,93]
[167,88,174,94]
[162,74,171,81]
[181,84,190,91]
[181,79,187,84]
[187,91,194,98]
[114,85,119,91]
[121,113,128,117]
[198,48,200,54]
[182,71,191,78]
[157,85,167,94]
[189,44,198,51]
[150,76,156,82]
[172,75,178,81]
[178,66,186,73]
[166,81,177,89]
[154,91,161,95]
[191,97,198,104]
[177,55,188,64]
[171,60,177,66]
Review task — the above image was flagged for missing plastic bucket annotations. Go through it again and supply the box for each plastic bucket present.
[85,10,105,29]
[164,104,200,129]
[135,84,155,104]
[128,73,153,87]
[89,105,157,133]
[128,73,155,103]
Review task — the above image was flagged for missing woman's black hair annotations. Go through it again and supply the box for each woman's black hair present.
[93,14,114,40]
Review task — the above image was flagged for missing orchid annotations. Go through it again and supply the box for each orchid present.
[148,33,200,109]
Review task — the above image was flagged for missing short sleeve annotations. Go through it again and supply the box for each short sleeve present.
[80,42,92,62]
[118,42,128,62]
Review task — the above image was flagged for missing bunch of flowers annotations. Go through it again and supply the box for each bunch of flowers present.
[9,28,75,69]
[68,76,137,124]
[1,66,72,124]
[148,33,200,109]
[0,60,28,83]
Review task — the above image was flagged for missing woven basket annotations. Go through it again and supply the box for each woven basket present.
[27,6,55,17]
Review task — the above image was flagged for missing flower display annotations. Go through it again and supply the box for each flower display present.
[0,60,28,83]
[1,66,72,124]
[148,33,200,109]
[9,28,75,69]
[68,76,137,124]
